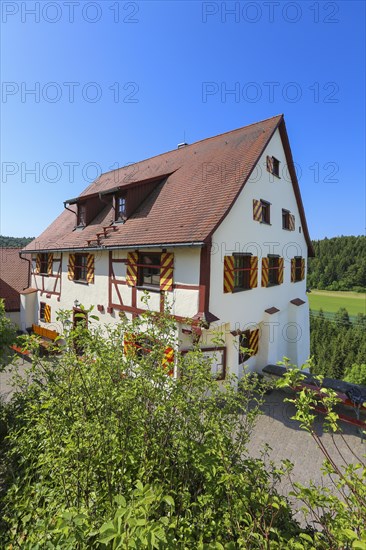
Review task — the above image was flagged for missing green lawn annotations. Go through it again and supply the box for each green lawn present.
[308,290,366,317]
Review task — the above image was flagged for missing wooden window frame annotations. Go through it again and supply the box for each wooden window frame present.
[39,253,49,275]
[267,155,280,178]
[137,252,161,290]
[282,209,290,230]
[233,254,251,292]
[74,253,88,282]
[261,200,271,224]
[268,255,280,286]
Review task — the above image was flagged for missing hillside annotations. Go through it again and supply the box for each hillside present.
[0,235,34,248]
[307,235,366,291]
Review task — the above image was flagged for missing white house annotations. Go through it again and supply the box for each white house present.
[21,114,314,380]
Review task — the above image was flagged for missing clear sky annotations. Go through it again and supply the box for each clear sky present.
[1,0,365,240]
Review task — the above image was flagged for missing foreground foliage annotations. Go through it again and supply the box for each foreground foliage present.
[0,307,365,548]
[0,299,17,368]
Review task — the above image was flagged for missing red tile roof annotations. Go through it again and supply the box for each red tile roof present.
[23,115,313,256]
[0,248,30,311]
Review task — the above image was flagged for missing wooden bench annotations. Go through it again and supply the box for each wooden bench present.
[263,364,366,431]
[31,324,60,355]
[9,343,32,363]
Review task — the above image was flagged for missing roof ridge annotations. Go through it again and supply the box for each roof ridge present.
[95,114,284,180]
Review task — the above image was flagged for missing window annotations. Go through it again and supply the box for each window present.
[239,330,251,364]
[138,252,161,288]
[40,302,46,321]
[282,209,290,230]
[39,253,49,274]
[77,203,86,226]
[266,155,280,177]
[261,200,270,224]
[291,256,305,283]
[115,195,126,222]
[74,253,88,282]
[268,256,280,286]
[233,254,251,291]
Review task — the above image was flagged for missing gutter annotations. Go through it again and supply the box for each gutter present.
[19,251,31,289]
[20,242,205,254]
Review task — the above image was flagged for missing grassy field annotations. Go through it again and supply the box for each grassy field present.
[308,290,366,317]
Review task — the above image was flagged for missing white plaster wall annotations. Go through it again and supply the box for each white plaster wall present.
[210,128,310,372]
[20,292,37,332]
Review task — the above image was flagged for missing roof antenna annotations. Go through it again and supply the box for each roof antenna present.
[177,130,189,149]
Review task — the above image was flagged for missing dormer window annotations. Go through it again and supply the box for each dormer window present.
[77,203,86,226]
[115,195,126,222]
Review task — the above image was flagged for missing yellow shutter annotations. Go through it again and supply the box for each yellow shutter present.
[291,258,296,282]
[278,257,284,284]
[35,254,41,274]
[223,256,234,293]
[86,254,94,284]
[162,346,174,376]
[266,155,273,173]
[47,253,53,275]
[160,252,174,292]
[126,252,138,287]
[44,304,51,323]
[68,254,75,280]
[261,257,269,287]
[124,333,136,356]
[253,199,262,221]
[249,329,259,355]
[249,256,258,288]
[301,258,305,280]
[289,214,295,231]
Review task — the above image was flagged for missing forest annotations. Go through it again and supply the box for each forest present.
[0,235,34,248]
[307,235,366,291]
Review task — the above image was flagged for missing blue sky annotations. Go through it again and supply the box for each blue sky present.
[1,0,365,239]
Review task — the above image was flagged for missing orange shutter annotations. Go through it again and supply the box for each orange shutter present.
[301,258,305,280]
[278,257,284,284]
[47,253,53,275]
[223,256,234,293]
[44,304,51,323]
[126,252,138,287]
[261,257,269,287]
[249,256,258,288]
[249,329,259,355]
[291,258,296,282]
[289,214,295,231]
[68,254,75,280]
[124,333,136,356]
[160,252,174,292]
[35,254,41,274]
[253,199,262,221]
[266,155,274,173]
[86,254,94,284]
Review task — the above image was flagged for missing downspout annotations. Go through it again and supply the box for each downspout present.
[19,251,31,289]
[64,201,78,218]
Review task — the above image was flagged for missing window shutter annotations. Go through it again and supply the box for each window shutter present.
[160,252,174,292]
[126,252,138,287]
[291,258,296,282]
[162,346,174,376]
[44,304,51,323]
[124,333,136,356]
[278,257,284,284]
[47,253,53,275]
[86,254,94,284]
[253,199,262,221]
[249,329,259,355]
[266,155,273,173]
[301,258,305,280]
[68,254,75,280]
[289,214,295,231]
[223,256,234,293]
[249,256,258,288]
[35,254,41,274]
[261,257,269,287]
